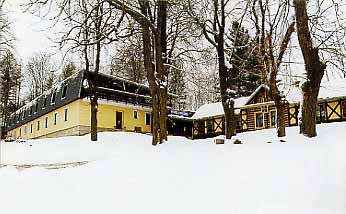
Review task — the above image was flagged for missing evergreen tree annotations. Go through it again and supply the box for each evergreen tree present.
[228,21,261,97]
[61,62,77,80]
[0,50,21,126]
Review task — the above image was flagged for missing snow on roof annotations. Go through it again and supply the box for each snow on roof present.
[284,78,346,103]
[191,96,250,120]
[245,84,270,105]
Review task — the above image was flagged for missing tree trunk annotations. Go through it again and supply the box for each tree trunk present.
[140,10,167,145]
[275,97,286,137]
[156,0,168,143]
[300,86,319,137]
[90,95,98,141]
[294,0,326,137]
[222,100,236,139]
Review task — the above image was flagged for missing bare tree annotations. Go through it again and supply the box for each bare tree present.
[251,0,295,137]
[186,0,245,139]
[100,0,170,145]
[110,32,146,84]
[27,0,133,141]
[26,52,56,99]
[293,0,346,137]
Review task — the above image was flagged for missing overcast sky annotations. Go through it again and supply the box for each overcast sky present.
[4,0,60,66]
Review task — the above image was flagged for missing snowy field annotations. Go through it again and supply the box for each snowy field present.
[1,122,346,214]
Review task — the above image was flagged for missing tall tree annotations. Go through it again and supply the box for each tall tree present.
[293,0,326,137]
[187,0,242,139]
[27,0,132,141]
[228,20,261,97]
[293,0,346,137]
[104,0,170,145]
[251,0,295,137]
[0,50,21,126]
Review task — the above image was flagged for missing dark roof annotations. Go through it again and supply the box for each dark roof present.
[5,71,153,132]
[5,71,84,131]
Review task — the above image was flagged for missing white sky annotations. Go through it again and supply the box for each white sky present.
[4,0,60,65]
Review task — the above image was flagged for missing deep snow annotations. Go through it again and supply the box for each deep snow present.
[0,122,346,214]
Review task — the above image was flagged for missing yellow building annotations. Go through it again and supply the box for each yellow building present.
[5,71,154,139]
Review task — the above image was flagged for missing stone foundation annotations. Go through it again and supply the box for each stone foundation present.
[33,126,148,139]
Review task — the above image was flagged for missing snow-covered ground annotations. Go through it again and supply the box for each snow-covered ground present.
[1,122,346,214]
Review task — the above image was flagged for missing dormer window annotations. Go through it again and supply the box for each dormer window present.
[62,86,67,99]
[43,97,48,108]
[51,91,56,104]
[35,103,39,113]
[23,111,26,119]
[29,106,33,116]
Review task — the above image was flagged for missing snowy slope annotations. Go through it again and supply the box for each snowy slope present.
[0,122,346,214]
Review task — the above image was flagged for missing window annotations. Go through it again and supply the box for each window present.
[270,111,276,127]
[19,128,21,137]
[35,103,39,113]
[29,106,33,116]
[51,91,57,104]
[207,119,214,133]
[255,113,264,129]
[316,105,325,123]
[62,86,67,99]
[342,101,346,118]
[24,126,27,135]
[64,108,68,121]
[30,124,33,133]
[23,111,26,119]
[145,112,151,125]
[45,117,48,128]
[54,113,58,125]
[43,97,48,108]
[197,121,205,134]
[37,120,40,131]
[133,110,138,119]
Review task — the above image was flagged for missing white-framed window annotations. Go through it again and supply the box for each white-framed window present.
[54,113,58,125]
[64,108,68,121]
[133,110,138,119]
[255,113,264,129]
[145,112,151,125]
[270,110,276,127]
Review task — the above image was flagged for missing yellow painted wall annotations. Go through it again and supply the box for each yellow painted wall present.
[326,101,341,120]
[78,100,152,133]
[289,106,297,125]
[7,99,152,139]
[214,118,223,133]
[8,100,81,139]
